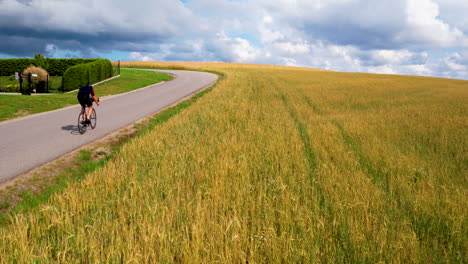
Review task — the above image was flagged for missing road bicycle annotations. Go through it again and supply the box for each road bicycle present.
[77,98,99,134]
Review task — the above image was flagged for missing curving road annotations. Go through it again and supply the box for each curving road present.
[0,70,218,183]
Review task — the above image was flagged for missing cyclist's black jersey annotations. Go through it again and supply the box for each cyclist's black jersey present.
[77,85,95,106]
[77,85,95,100]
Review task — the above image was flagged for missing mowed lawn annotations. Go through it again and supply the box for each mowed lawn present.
[0,69,171,122]
[0,62,466,263]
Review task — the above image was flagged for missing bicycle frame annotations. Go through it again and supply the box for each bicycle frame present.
[77,100,98,134]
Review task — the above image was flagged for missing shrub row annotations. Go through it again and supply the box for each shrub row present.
[62,59,113,92]
[0,58,97,76]
[47,58,98,75]
[0,59,32,76]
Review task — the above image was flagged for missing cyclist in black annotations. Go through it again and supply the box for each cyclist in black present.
[77,84,100,124]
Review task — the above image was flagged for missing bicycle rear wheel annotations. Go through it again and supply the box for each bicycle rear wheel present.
[77,110,87,134]
[90,108,97,129]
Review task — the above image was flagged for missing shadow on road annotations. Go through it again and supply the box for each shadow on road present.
[61,125,81,135]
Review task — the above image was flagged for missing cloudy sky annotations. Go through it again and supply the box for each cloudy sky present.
[1,0,467,79]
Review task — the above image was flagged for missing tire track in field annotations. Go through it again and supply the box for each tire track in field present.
[332,121,463,262]
[276,88,358,263]
[300,89,462,262]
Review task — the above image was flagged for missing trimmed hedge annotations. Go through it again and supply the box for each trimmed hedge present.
[0,59,33,76]
[47,58,97,75]
[0,58,97,76]
[62,59,113,92]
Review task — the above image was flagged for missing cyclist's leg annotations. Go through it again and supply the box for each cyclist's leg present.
[79,100,85,117]
[86,97,93,119]
[79,105,86,124]
[78,96,87,118]
[87,106,94,119]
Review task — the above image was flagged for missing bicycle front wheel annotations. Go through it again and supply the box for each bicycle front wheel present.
[77,111,86,134]
[90,108,97,129]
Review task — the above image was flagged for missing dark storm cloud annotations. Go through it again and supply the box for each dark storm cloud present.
[0,26,166,57]
[0,35,48,57]
[0,0,197,57]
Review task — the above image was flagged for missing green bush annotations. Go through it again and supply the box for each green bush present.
[62,59,112,92]
[47,58,97,76]
[0,57,98,76]
[22,66,49,93]
[0,59,33,76]
[33,53,49,70]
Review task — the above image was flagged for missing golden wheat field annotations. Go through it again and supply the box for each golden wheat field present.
[0,62,466,263]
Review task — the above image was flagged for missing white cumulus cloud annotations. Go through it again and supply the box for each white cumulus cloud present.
[1,0,468,79]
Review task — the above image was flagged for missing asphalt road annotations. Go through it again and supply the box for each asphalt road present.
[0,69,218,183]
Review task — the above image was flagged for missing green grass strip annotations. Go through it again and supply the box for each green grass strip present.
[135,78,219,136]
